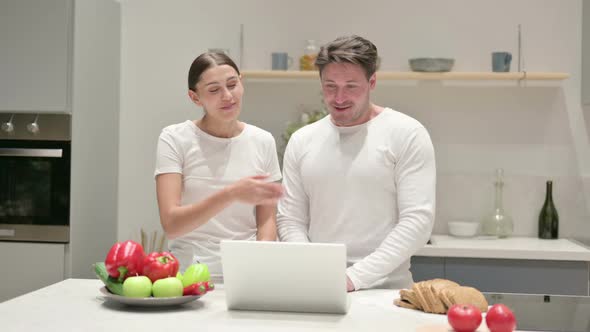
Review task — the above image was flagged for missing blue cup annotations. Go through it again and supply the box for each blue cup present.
[271,52,293,70]
[492,52,512,72]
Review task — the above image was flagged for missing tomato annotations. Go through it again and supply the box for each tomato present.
[486,304,516,332]
[447,304,483,332]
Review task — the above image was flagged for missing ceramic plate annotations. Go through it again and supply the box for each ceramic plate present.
[99,287,203,307]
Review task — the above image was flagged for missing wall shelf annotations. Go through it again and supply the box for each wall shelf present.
[241,70,569,81]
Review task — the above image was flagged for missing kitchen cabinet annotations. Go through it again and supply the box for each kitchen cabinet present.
[0,0,120,291]
[409,256,445,282]
[0,242,65,302]
[0,0,72,113]
[445,257,588,296]
[411,256,445,282]
[410,256,589,296]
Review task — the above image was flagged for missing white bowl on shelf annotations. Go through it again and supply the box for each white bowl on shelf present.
[448,221,479,238]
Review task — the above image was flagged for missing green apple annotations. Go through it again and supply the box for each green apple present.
[182,263,210,287]
[122,276,152,298]
[176,271,183,282]
[152,277,183,297]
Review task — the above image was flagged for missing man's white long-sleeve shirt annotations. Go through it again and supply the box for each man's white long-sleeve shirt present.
[277,108,436,290]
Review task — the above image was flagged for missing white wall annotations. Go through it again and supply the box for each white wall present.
[69,0,120,278]
[119,0,589,241]
[583,0,590,105]
[584,0,590,168]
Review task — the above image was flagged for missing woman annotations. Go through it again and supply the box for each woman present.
[154,52,283,278]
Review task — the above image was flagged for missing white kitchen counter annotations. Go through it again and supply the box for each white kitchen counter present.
[0,279,471,332]
[416,235,590,261]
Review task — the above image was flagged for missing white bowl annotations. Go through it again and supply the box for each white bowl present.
[448,221,479,238]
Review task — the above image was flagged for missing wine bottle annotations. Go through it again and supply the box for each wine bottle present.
[538,180,559,239]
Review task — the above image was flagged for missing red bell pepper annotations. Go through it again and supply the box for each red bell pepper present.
[104,240,146,282]
[183,282,207,296]
[142,252,180,283]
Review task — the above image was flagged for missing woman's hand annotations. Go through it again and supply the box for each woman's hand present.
[228,174,284,206]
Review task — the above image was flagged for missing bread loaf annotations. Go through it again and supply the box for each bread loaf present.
[394,278,488,314]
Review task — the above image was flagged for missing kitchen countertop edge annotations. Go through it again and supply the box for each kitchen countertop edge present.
[415,235,590,261]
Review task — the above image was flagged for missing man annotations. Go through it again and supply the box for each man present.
[277,35,436,291]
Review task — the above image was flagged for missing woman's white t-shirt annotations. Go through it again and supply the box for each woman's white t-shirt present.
[154,120,282,276]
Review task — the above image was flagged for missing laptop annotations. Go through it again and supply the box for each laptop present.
[220,240,350,314]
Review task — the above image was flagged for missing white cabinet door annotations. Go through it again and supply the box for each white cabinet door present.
[0,0,72,113]
[0,242,65,302]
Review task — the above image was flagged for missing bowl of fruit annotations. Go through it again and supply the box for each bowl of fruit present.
[94,240,214,307]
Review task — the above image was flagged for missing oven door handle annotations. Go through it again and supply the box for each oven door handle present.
[0,148,63,158]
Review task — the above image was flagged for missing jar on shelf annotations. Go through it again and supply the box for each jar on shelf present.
[299,40,318,71]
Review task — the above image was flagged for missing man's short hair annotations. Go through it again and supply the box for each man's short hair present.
[315,35,379,80]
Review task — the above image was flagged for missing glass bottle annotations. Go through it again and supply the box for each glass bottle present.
[299,40,318,71]
[538,180,559,239]
[481,168,514,238]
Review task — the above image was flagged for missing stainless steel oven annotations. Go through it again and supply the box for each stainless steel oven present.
[0,113,71,243]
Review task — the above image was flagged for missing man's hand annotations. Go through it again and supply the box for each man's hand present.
[346,276,355,292]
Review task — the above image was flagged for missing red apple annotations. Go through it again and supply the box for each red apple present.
[486,304,516,332]
[447,304,483,332]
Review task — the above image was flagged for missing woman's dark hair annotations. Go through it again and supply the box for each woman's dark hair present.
[188,52,240,91]
[315,35,378,80]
